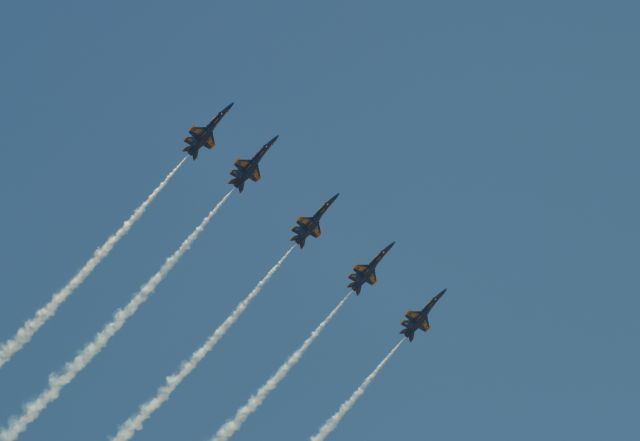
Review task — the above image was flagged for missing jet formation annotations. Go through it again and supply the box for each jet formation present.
[180,104,449,342]
[229,136,278,193]
[400,289,446,341]
[182,102,233,160]
[348,242,395,295]
[0,95,453,440]
[290,193,339,248]
[180,105,448,343]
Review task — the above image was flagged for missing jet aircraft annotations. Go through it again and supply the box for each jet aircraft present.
[290,194,339,248]
[228,136,278,193]
[182,102,233,160]
[400,289,446,342]
[347,242,395,295]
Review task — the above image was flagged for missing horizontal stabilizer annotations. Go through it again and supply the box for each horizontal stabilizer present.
[290,234,306,248]
[400,328,415,342]
[348,282,362,295]
[183,145,198,160]
[228,178,245,192]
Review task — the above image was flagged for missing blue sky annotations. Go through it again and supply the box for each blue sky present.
[1,1,638,440]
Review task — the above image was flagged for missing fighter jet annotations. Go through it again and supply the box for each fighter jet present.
[182,102,233,160]
[228,136,278,193]
[290,194,339,248]
[400,289,446,342]
[347,242,395,295]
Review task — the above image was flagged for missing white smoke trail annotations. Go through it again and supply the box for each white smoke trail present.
[0,158,187,370]
[310,338,405,441]
[0,189,233,441]
[109,245,296,441]
[213,290,353,441]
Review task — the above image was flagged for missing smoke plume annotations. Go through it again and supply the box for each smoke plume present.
[0,158,186,369]
[0,189,232,441]
[110,246,296,441]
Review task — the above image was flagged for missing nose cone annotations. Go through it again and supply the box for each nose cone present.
[435,288,447,300]
[221,102,234,114]
[267,135,279,146]
[327,193,340,205]
[383,241,396,253]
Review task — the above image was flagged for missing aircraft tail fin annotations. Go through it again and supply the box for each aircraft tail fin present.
[400,328,415,342]
[228,175,246,192]
[290,234,306,249]
[183,145,199,160]
[348,282,362,295]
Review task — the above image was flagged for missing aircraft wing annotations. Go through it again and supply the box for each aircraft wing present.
[206,136,216,149]
[189,126,206,136]
[249,166,261,182]
[418,317,430,331]
[353,264,369,273]
[367,272,377,285]
[297,217,313,227]
[235,159,251,169]
[294,217,321,238]
[405,310,421,320]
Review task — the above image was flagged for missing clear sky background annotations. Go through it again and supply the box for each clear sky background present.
[1,1,638,440]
